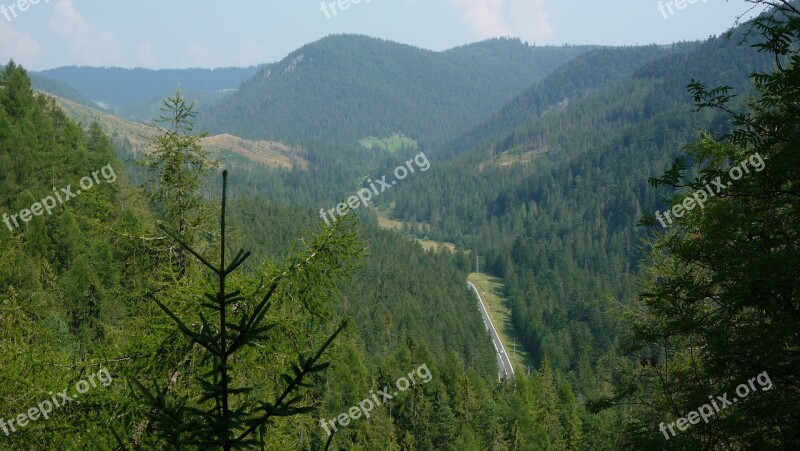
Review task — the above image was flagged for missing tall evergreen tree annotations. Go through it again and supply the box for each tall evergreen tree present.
[132,171,362,449]
[612,1,800,448]
[143,90,216,276]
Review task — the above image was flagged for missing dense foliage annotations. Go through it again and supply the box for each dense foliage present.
[610,2,800,448]
[387,13,783,450]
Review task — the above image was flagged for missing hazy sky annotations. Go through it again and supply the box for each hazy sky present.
[0,0,763,70]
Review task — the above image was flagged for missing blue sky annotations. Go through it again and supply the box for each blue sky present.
[0,0,763,70]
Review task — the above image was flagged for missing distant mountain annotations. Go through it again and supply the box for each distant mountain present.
[201,34,595,149]
[441,43,697,157]
[115,88,237,123]
[34,66,262,111]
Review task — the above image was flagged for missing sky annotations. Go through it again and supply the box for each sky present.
[0,0,764,70]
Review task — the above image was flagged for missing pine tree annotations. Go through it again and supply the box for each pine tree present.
[143,90,216,276]
[615,2,800,447]
[130,171,363,449]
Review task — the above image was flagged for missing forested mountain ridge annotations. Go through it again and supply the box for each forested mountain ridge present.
[34,65,262,113]
[201,34,594,148]
[441,43,697,157]
[29,73,99,110]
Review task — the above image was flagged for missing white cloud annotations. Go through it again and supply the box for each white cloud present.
[49,0,120,65]
[185,42,218,67]
[452,0,510,38]
[509,0,553,42]
[451,0,553,42]
[134,42,158,68]
[0,21,42,66]
[231,40,268,67]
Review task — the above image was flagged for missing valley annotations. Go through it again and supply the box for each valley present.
[1,2,798,448]
[467,272,533,373]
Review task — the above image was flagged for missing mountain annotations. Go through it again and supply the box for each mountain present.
[114,87,238,122]
[1,63,512,449]
[201,34,595,149]
[34,65,262,111]
[440,43,697,157]
[389,21,774,392]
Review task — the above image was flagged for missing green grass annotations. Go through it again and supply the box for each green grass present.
[375,209,457,252]
[359,133,418,152]
[467,272,534,372]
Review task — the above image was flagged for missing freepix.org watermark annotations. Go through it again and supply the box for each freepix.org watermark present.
[1,0,50,22]
[320,0,371,19]
[0,366,113,436]
[319,152,430,227]
[320,363,432,436]
[659,371,773,440]
[2,164,117,232]
[657,0,707,19]
[655,152,764,228]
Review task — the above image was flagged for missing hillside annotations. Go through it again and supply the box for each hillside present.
[46,93,307,170]
[29,73,99,109]
[390,19,774,394]
[441,43,696,157]
[201,35,594,148]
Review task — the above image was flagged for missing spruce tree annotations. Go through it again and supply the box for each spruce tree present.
[613,2,800,448]
[143,90,216,276]
[129,171,362,449]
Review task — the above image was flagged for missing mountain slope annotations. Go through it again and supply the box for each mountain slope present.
[0,63,510,449]
[202,34,594,148]
[48,93,307,170]
[29,73,99,109]
[441,43,697,157]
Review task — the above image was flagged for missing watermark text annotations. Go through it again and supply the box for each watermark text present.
[1,0,51,23]
[0,366,113,436]
[655,153,764,228]
[320,152,429,227]
[659,371,773,440]
[320,363,432,436]
[657,0,708,19]
[3,164,117,232]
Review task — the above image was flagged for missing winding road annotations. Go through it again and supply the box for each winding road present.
[468,281,515,381]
